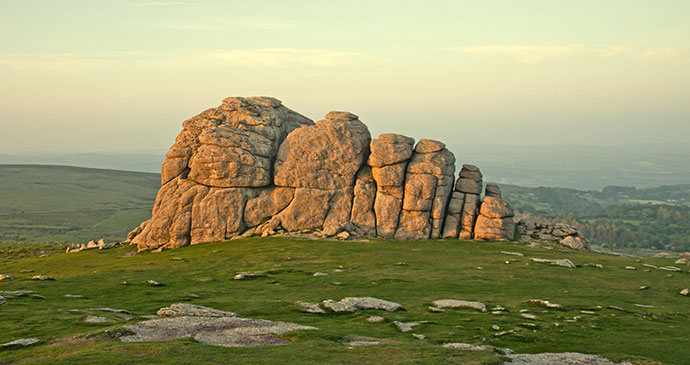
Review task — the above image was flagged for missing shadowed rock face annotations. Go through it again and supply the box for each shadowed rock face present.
[127,96,557,251]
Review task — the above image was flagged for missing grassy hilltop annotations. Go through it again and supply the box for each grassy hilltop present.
[1,238,689,364]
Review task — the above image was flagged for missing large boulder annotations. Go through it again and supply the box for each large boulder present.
[163,97,313,187]
[273,111,370,190]
[130,97,313,251]
[273,112,371,234]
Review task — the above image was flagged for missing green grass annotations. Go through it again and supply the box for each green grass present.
[1,238,688,364]
[0,165,159,243]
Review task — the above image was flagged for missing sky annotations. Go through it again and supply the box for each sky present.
[1,0,689,154]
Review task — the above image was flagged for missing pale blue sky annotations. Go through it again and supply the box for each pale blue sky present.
[1,0,689,153]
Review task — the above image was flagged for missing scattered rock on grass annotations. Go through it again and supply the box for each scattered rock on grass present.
[1,338,40,347]
[343,340,379,346]
[521,313,537,320]
[83,315,116,324]
[65,294,84,298]
[30,275,55,281]
[147,280,164,286]
[234,272,265,280]
[323,297,402,312]
[120,303,316,347]
[366,315,384,323]
[432,299,487,312]
[680,288,689,296]
[442,342,492,351]
[504,352,624,364]
[502,251,524,256]
[0,274,15,281]
[527,299,562,309]
[531,258,577,268]
[313,272,329,277]
[625,266,636,270]
[0,290,34,298]
[659,266,681,272]
[394,321,419,332]
[296,301,326,314]
[0,295,5,306]
[412,333,425,339]
[675,258,689,265]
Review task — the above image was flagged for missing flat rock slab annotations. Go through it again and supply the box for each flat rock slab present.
[120,303,316,347]
[0,274,15,281]
[83,315,116,324]
[296,301,326,314]
[30,275,55,280]
[432,299,487,312]
[234,272,266,280]
[531,258,577,269]
[1,338,40,347]
[322,297,402,312]
[0,291,34,298]
[394,321,419,332]
[505,352,629,364]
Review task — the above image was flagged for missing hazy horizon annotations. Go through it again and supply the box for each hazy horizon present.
[1,1,690,155]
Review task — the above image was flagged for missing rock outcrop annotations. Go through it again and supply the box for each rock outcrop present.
[517,221,589,250]
[127,96,563,251]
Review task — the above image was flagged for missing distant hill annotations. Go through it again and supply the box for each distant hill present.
[0,153,164,173]
[0,165,160,243]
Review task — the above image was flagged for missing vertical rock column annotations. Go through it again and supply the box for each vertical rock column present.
[442,164,483,240]
[369,134,415,238]
[395,139,456,240]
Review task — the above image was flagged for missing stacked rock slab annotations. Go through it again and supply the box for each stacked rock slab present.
[441,165,483,239]
[473,184,516,241]
[395,139,456,240]
[128,96,547,251]
[368,134,415,238]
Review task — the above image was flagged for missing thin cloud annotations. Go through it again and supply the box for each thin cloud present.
[0,49,362,72]
[134,2,189,7]
[443,44,587,64]
[639,47,690,64]
[196,48,361,68]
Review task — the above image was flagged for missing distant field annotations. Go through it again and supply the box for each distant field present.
[0,165,160,244]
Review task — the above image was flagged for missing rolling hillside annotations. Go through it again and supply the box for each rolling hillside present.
[0,165,160,243]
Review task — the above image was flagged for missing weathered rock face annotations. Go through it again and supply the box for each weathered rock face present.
[128,96,577,251]
[131,97,313,251]
[369,134,415,238]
